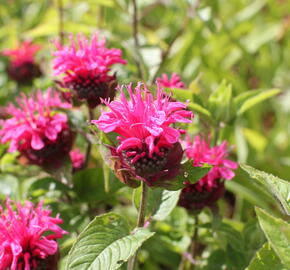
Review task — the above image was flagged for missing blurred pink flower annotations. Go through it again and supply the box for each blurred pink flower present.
[0,89,73,167]
[179,136,238,210]
[70,148,85,170]
[0,199,67,270]
[2,41,42,84]
[157,73,185,89]
[52,33,127,108]
[185,136,238,190]
[92,83,192,186]
[2,41,40,66]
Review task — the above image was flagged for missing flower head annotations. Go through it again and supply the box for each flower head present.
[52,33,127,108]
[0,89,73,167]
[70,148,85,171]
[92,83,192,186]
[2,41,42,84]
[157,73,185,89]
[179,136,238,210]
[0,199,67,270]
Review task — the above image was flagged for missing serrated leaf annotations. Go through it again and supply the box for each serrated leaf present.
[66,213,154,270]
[133,188,181,221]
[255,207,290,267]
[241,164,290,215]
[235,89,280,116]
[246,242,287,270]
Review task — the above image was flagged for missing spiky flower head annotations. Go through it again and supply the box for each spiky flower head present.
[52,33,127,108]
[0,89,73,167]
[0,199,67,270]
[179,136,238,211]
[92,83,192,187]
[157,73,185,89]
[2,41,42,84]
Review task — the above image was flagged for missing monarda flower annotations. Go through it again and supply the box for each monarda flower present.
[52,33,127,108]
[2,41,42,85]
[0,89,73,168]
[157,73,185,89]
[92,83,192,188]
[0,199,67,270]
[179,136,238,211]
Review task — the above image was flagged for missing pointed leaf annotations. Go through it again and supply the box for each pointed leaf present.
[133,188,181,221]
[246,242,287,270]
[181,161,212,184]
[255,207,290,267]
[66,213,154,270]
[241,164,290,215]
[235,89,280,116]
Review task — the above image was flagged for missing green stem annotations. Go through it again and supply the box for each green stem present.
[178,215,199,270]
[189,215,199,270]
[84,107,94,168]
[56,0,64,45]
[127,182,148,270]
[131,0,144,79]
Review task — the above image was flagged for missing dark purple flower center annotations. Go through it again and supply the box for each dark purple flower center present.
[179,180,225,211]
[64,74,117,108]
[21,129,73,168]
[7,61,41,84]
[122,147,169,178]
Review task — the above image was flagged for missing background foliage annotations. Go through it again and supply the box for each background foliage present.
[0,0,290,269]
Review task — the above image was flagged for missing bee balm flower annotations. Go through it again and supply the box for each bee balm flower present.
[0,199,67,270]
[52,33,127,108]
[179,136,238,211]
[0,89,73,168]
[157,73,185,89]
[2,41,42,84]
[92,83,193,187]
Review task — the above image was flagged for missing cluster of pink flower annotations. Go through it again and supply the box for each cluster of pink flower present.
[0,33,238,269]
[0,200,67,270]
[2,41,42,84]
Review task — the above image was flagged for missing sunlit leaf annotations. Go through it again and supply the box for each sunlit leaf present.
[65,213,154,270]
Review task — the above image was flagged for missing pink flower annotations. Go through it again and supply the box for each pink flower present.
[2,41,42,84]
[52,33,127,108]
[185,136,238,190]
[2,41,41,66]
[92,83,192,186]
[0,199,67,270]
[0,89,73,167]
[179,136,238,210]
[70,149,85,170]
[157,73,185,89]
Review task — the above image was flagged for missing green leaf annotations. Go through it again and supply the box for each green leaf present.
[188,102,213,119]
[181,161,212,185]
[235,89,280,116]
[73,168,123,203]
[164,87,193,102]
[246,242,287,270]
[216,222,245,252]
[133,188,181,221]
[208,79,234,122]
[255,207,290,267]
[65,213,154,270]
[240,164,290,215]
